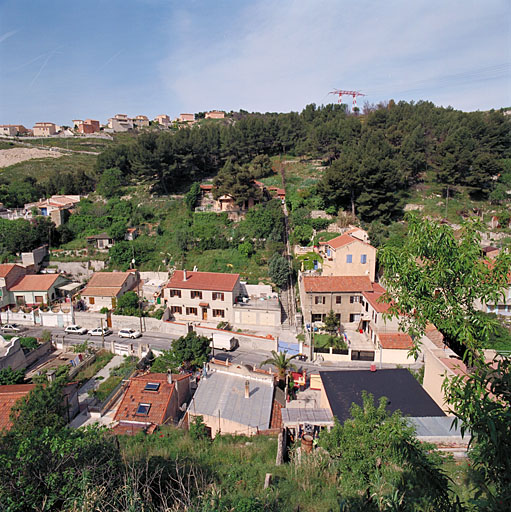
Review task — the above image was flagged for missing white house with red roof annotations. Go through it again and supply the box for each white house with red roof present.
[80,271,139,311]
[9,274,70,307]
[163,270,242,324]
[0,264,26,308]
[319,232,376,281]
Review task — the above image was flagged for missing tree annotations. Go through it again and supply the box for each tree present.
[268,253,291,289]
[108,219,128,241]
[114,291,141,316]
[237,240,254,258]
[320,392,457,511]
[323,310,340,335]
[185,182,201,211]
[379,214,511,359]
[165,331,211,370]
[292,224,313,246]
[260,350,299,381]
[150,349,177,373]
[0,367,25,385]
[97,167,124,198]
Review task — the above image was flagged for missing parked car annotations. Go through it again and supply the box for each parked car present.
[118,328,142,339]
[64,325,88,335]
[88,327,112,337]
[0,323,26,333]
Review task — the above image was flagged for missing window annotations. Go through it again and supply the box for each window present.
[365,302,369,312]
[144,382,160,392]
[336,313,341,322]
[186,307,198,315]
[35,296,43,303]
[136,403,151,416]
[191,291,202,299]
[89,297,95,305]
[212,292,224,301]
[170,306,182,314]
[311,314,323,322]
[314,296,326,305]
[335,296,342,304]
[212,309,225,318]
[349,313,361,322]
[350,295,361,303]
[346,254,352,264]
[361,254,367,264]
[169,289,181,298]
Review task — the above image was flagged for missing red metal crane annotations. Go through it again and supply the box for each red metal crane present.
[329,89,366,111]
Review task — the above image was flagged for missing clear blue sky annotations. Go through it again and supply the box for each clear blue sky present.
[1,0,510,127]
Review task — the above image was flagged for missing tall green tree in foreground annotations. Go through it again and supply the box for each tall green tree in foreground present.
[379,214,511,510]
[320,392,459,511]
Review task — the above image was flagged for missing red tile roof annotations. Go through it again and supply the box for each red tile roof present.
[0,264,23,278]
[0,384,36,431]
[167,270,240,292]
[324,233,371,250]
[378,333,413,350]
[362,284,391,313]
[9,274,60,292]
[81,272,134,297]
[303,275,373,293]
[114,373,183,425]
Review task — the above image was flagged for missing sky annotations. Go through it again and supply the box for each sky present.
[0,0,510,127]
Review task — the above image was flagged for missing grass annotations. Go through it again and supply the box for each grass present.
[0,140,23,150]
[91,355,137,402]
[312,333,332,348]
[73,350,114,385]
[21,137,113,152]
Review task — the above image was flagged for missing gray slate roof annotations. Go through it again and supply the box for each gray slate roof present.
[189,370,274,430]
[281,408,334,426]
[408,416,469,440]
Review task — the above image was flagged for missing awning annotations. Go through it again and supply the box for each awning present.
[57,282,82,293]
[199,302,209,308]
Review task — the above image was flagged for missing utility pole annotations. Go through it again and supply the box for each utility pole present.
[100,318,105,348]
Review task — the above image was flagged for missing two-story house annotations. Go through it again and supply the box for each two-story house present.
[319,233,376,282]
[163,270,241,324]
[299,274,374,326]
[32,122,57,137]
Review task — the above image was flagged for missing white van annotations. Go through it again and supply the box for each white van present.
[210,333,238,351]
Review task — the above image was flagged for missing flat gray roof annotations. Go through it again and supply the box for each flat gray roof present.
[189,370,274,430]
[408,416,469,440]
[281,408,334,426]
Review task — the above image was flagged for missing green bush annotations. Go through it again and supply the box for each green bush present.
[19,337,39,350]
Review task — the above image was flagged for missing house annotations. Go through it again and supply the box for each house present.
[86,233,114,250]
[154,114,171,127]
[179,113,194,123]
[163,270,241,324]
[205,110,225,119]
[299,274,374,326]
[32,122,57,137]
[317,369,445,423]
[319,233,376,281]
[73,119,100,134]
[0,124,29,136]
[187,362,275,437]
[25,195,81,227]
[0,264,26,309]
[113,372,192,434]
[80,271,139,311]
[133,115,150,128]
[268,186,286,201]
[107,114,133,132]
[8,274,70,307]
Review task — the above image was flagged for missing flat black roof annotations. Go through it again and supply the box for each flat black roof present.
[319,369,445,423]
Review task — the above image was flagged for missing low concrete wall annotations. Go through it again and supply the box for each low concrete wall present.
[40,310,74,327]
[50,260,105,282]
[25,340,53,367]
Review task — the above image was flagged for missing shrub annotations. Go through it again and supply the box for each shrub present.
[41,330,51,343]
[19,337,39,350]
[189,416,209,441]
[99,307,109,314]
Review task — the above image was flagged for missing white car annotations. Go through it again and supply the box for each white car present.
[0,323,25,333]
[88,327,112,337]
[118,328,142,339]
[65,325,88,335]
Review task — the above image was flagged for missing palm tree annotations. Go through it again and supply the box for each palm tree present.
[261,350,299,381]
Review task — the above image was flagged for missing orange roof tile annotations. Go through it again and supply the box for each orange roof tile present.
[81,272,134,297]
[325,233,371,250]
[0,264,23,278]
[362,283,391,313]
[167,270,240,292]
[114,373,177,425]
[303,275,373,293]
[0,384,36,431]
[9,274,60,292]
[378,333,413,349]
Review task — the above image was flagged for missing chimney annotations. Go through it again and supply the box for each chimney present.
[47,369,56,382]
[183,269,187,281]
[167,370,173,384]
[245,380,250,399]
